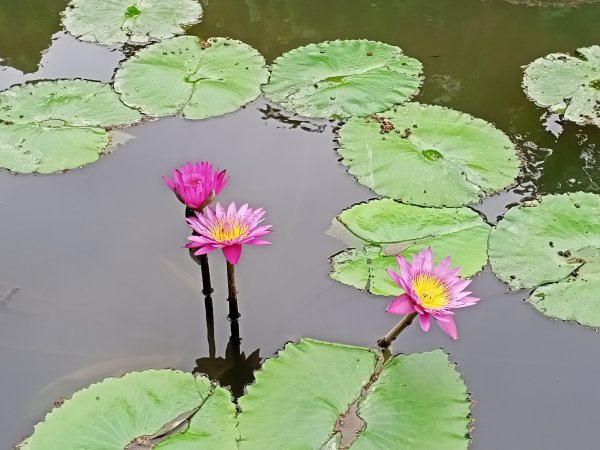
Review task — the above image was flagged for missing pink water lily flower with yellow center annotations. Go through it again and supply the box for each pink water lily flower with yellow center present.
[385,247,479,340]
[186,202,272,265]
[163,161,228,210]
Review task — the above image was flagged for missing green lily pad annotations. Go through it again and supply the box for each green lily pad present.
[62,0,203,46]
[238,339,470,450]
[114,36,269,119]
[328,199,490,296]
[489,192,600,327]
[262,39,423,119]
[337,103,520,207]
[0,80,142,174]
[19,370,238,450]
[523,46,600,128]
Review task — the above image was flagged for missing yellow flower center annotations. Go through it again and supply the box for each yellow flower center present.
[412,274,449,310]
[209,218,248,243]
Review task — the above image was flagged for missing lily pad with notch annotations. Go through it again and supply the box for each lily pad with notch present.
[114,36,269,119]
[62,0,203,46]
[0,79,142,174]
[489,192,600,326]
[262,39,423,119]
[328,199,490,296]
[337,103,520,207]
[523,45,600,129]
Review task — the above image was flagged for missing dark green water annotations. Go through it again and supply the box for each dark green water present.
[1,0,600,449]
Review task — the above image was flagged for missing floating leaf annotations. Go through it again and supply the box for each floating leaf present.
[0,80,142,174]
[489,192,600,326]
[262,40,423,119]
[62,0,202,46]
[523,46,600,128]
[114,36,269,119]
[238,339,470,450]
[328,199,490,296]
[20,370,238,450]
[337,103,519,207]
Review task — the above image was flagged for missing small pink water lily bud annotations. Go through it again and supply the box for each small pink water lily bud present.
[185,202,272,265]
[163,161,228,210]
[385,247,480,340]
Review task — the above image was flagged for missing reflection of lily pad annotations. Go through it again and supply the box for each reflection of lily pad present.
[523,46,600,128]
[0,80,142,174]
[262,40,423,119]
[337,103,520,207]
[238,339,470,450]
[489,192,600,326]
[115,36,269,119]
[504,0,599,6]
[20,370,238,450]
[328,199,490,296]
[62,0,202,46]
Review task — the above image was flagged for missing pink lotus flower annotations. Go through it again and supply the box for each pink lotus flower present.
[163,161,228,210]
[385,247,479,340]
[186,202,272,265]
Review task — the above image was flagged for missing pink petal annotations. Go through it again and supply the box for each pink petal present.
[385,268,409,292]
[386,294,415,314]
[418,313,431,332]
[435,315,458,340]
[222,244,242,265]
[395,254,412,278]
[423,247,434,271]
[194,245,217,256]
[454,296,480,308]
[162,175,175,190]
[245,239,271,246]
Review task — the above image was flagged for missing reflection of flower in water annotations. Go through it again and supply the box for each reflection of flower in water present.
[195,341,261,399]
[385,247,479,340]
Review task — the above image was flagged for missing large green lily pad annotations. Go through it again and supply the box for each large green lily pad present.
[238,339,470,450]
[523,46,600,128]
[262,40,423,119]
[114,36,269,119]
[337,103,520,207]
[489,192,600,327]
[62,0,202,46]
[328,199,490,296]
[0,80,142,174]
[19,370,238,450]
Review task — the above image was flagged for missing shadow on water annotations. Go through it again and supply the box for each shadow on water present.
[1,1,600,449]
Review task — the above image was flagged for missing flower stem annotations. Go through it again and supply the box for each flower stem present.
[377,312,418,349]
[226,262,241,320]
[199,254,213,295]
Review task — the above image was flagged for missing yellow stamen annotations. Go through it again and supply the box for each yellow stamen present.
[209,218,248,243]
[412,274,449,310]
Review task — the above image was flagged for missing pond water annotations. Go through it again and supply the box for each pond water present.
[1,0,600,448]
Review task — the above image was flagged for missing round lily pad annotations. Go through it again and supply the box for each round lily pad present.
[114,36,269,119]
[238,339,470,450]
[523,45,600,128]
[262,39,423,119]
[337,103,520,207]
[19,370,238,450]
[0,79,142,174]
[62,0,203,46]
[328,199,490,296]
[489,192,600,327]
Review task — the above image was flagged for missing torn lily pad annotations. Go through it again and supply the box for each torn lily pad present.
[114,36,269,119]
[62,0,203,46]
[238,339,470,450]
[262,39,423,119]
[337,103,520,207]
[328,199,490,296]
[19,370,238,450]
[0,79,142,174]
[523,45,600,128]
[489,192,600,327]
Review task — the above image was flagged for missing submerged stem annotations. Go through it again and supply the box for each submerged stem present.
[377,312,418,349]
[226,262,240,320]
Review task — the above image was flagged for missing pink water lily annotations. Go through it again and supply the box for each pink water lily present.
[186,202,272,265]
[163,161,228,210]
[385,247,479,340]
